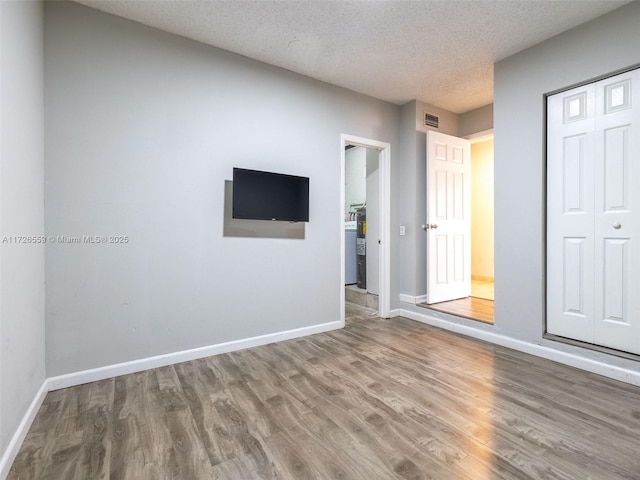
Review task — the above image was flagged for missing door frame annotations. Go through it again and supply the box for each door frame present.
[340,134,391,323]
[543,64,640,359]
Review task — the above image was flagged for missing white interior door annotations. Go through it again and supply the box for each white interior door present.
[547,68,640,355]
[426,130,471,304]
[365,148,380,295]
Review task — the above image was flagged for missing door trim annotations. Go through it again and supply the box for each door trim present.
[543,332,640,362]
[340,134,391,321]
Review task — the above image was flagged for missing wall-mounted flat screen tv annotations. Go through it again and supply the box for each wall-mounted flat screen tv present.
[232,168,310,222]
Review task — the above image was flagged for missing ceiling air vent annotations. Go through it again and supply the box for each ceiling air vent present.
[424,112,439,129]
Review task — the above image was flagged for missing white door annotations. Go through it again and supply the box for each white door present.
[426,130,471,304]
[547,68,640,355]
[365,148,380,295]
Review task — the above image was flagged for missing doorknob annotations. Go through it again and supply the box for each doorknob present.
[613,222,622,229]
[430,224,439,229]
[421,224,439,230]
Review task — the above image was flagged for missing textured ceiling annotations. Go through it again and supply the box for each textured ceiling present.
[73,0,631,114]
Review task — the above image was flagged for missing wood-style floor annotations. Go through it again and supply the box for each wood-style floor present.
[418,279,495,323]
[9,307,640,479]
[420,296,495,324]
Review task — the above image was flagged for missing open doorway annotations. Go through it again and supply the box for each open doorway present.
[470,137,495,302]
[344,145,379,320]
[340,135,391,325]
[418,134,494,323]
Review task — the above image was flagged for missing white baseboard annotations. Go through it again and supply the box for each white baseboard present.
[394,308,640,387]
[399,293,427,305]
[398,294,416,304]
[0,380,48,480]
[415,294,428,304]
[399,294,428,305]
[48,320,343,391]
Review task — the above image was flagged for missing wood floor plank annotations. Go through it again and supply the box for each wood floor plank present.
[72,379,113,480]
[210,453,277,480]
[211,389,278,478]
[265,426,369,480]
[288,403,404,480]
[37,430,85,480]
[419,296,495,323]
[301,336,540,477]
[110,371,179,480]
[9,306,640,479]
[262,430,321,480]
[344,320,640,474]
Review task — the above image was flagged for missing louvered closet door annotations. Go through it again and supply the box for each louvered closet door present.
[547,68,640,355]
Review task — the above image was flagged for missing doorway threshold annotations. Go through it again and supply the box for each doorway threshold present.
[345,285,378,310]
[417,297,494,324]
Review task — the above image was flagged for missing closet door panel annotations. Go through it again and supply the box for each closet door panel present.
[548,68,640,355]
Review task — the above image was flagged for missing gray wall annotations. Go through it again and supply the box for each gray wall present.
[44,2,400,376]
[396,102,419,297]
[459,104,493,137]
[494,0,640,343]
[0,0,46,462]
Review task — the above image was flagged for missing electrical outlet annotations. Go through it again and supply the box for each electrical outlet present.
[399,226,406,236]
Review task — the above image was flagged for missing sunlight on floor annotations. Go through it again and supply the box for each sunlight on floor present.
[418,278,495,323]
[471,278,494,301]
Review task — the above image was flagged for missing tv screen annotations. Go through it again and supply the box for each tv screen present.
[232,168,309,222]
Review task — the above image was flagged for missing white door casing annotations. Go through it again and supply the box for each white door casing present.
[426,131,471,304]
[547,68,640,355]
[340,134,391,320]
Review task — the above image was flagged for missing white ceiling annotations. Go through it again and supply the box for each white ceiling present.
[73,0,631,114]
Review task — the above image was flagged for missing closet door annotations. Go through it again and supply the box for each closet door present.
[547,68,640,355]
[593,70,640,354]
[547,83,596,343]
